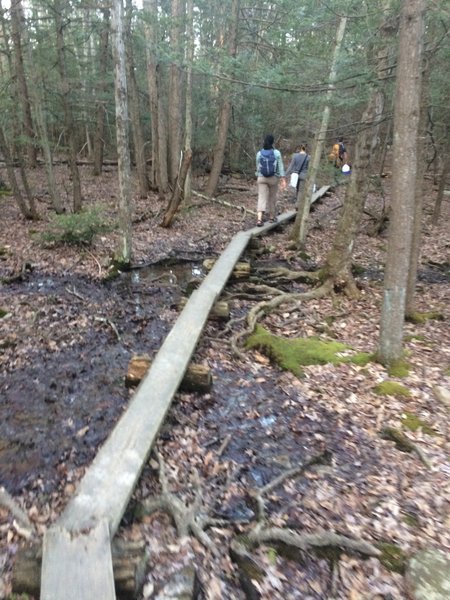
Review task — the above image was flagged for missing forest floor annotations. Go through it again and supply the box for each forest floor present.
[0,165,449,599]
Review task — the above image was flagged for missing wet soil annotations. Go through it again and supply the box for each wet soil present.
[1,167,449,599]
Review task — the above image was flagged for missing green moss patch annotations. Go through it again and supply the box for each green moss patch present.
[387,359,410,378]
[406,311,445,324]
[401,411,435,436]
[0,308,9,319]
[245,325,357,376]
[373,381,411,398]
[375,542,407,574]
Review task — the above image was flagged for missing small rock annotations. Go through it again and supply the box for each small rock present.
[406,548,450,600]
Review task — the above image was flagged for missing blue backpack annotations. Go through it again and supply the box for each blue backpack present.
[259,149,277,177]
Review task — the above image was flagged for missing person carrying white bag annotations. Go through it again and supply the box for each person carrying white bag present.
[285,144,310,204]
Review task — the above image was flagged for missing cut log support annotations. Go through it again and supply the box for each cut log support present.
[12,537,147,600]
[203,259,251,280]
[179,297,230,320]
[126,355,213,393]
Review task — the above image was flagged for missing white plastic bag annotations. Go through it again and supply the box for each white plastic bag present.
[289,173,299,188]
[341,163,351,174]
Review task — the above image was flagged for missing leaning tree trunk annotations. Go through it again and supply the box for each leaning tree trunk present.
[205,0,240,198]
[10,0,37,168]
[161,149,193,227]
[112,0,133,266]
[291,16,347,246]
[92,7,110,176]
[322,93,385,298]
[378,0,426,364]
[322,6,396,297]
[54,0,82,212]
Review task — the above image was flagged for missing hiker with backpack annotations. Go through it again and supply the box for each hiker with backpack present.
[329,137,348,168]
[285,143,310,204]
[255,134,286,227]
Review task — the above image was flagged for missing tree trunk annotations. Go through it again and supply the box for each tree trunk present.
[161,148,193,227]
[322,93,385,298]
[125,0,149,197]
[405,59,430,317]
[54,0,82,212]
[168,0,183,185]
[378,0,426,364]
[322,6,396,296]
[431,155,449,225]
[92,8,110,176]
[10,0,38,168]
[0,127,37,220]
[205,0,240,198]
[112,0,133,265]
[144,0,168,194]
[291,17,347,246]
[183,0,194,204]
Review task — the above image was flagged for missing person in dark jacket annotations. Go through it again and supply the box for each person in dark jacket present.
[285,144,310,203]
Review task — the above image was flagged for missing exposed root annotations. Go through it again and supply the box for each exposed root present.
[230,284,330,358]
[136,451,227,551]
[230,451,380,590]
[256,266,321,284]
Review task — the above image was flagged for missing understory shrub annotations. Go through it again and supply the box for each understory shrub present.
[39,208,112,246]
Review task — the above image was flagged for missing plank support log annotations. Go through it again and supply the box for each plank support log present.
[126,355,213,393]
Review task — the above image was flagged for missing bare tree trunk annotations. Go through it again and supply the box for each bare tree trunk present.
[291,17,347,246]
[92,8,110,176]
[405,59,430,317]
[0,126,37,219]
[54,0,82,212]
[112,0,133,265]
[322,93,385,298]
[432,154,449,225]
[168,0,183,185]
[322,6,396,297]
[10,0,37,167]
[125,0,149,197]
[205,0,240,198]
[183,0,194,204]
[144,0,168,194]
[161,148,193,227]
[378,0,426,364]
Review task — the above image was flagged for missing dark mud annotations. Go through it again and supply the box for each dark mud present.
[0,261,205,496]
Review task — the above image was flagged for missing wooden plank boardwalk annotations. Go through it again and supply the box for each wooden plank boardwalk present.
[40,186,330,600]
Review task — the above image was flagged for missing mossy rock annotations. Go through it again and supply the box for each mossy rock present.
[406,549,450,599]
[401,411,435,436]
[373,381,411,398]
[380,427,416,453]
[245,325,353,377]
[406,311,445,324]
[376,542,408,574]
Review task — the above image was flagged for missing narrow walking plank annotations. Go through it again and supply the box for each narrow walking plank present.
[41,520,115,600]
[56,230,252,536]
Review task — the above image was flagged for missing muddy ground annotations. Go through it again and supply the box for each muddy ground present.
[0,166,449,599]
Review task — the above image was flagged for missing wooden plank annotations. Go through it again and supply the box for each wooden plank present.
[56,230,251,536]
[41,521,115,600]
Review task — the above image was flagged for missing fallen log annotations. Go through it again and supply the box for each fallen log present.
[126,355,213,393]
